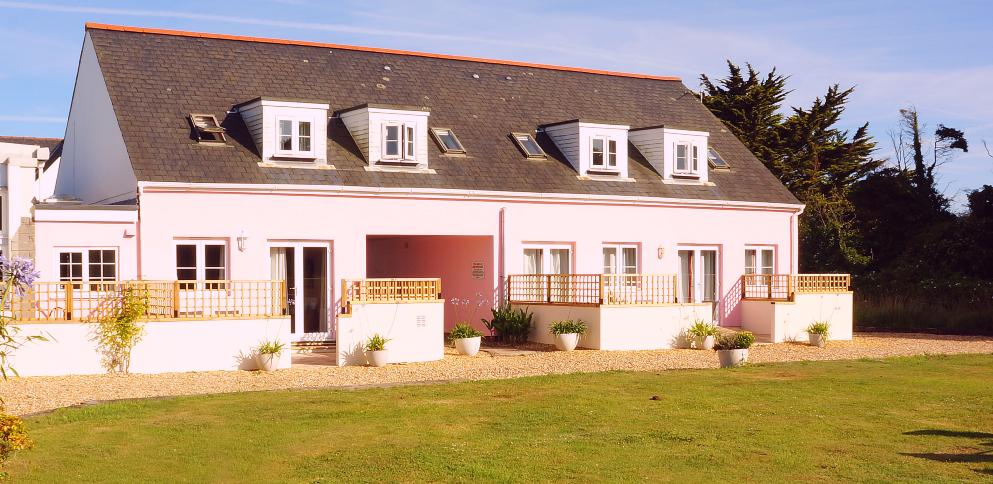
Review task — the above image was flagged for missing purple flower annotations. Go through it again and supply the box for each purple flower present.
[0,256,40,296]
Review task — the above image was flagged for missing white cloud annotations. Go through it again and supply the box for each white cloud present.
[0,115,65,123]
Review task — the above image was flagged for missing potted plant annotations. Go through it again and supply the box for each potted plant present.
[687,320,719,350]
[365,333,391,367]
[255,340,285,372]
[450,323,483,356]
[550,319,586,351]
[714,331,755,368]
[806,321,830,348]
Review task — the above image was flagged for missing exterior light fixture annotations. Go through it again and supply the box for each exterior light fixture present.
[237,229,248,252]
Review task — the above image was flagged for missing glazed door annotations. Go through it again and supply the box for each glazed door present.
[270,243,331,341]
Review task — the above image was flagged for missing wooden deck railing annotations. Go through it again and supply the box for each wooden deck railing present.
[507,274,679,306]
[6,280,287,322]
[340,278,443,314]
[741,274,851,301]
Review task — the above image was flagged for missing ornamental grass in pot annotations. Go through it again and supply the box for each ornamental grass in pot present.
[550,319,586,351]
[255,340,285,372]
[687,320,720,350]
[365,334,391,367]
[806,321,830,348]
[714,331,755,368]
[450,323,483,357]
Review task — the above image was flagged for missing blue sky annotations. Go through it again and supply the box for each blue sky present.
[1,0,991,206]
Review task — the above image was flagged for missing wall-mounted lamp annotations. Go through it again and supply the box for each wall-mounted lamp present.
[237,229,249,252]
[123,228,135,238]
[657,246,665,259]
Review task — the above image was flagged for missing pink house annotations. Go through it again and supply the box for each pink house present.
[8,24,852,373]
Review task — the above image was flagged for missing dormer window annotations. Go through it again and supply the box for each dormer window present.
[431,128,465,154]
[189,114,226,144]
[591,137,618,170]
[383,122,417,162]
[512,133,545,159]
[276,118,314,157]
[674,142,700,176]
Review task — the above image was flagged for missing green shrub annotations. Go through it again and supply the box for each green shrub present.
[450,323,483,341]
[92,286,150,374]
[550,319,587,335]
[687,320,720,337]
[0,412,30,478]
[365,334,390,352]
[482,304,533,343]
[713,331,755,350]
[257,340,285,355]
[806,321,831,335]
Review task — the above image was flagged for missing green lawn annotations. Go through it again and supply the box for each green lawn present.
[9,354,993,483]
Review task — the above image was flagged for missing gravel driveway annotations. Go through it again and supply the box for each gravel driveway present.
[2,333,991,416]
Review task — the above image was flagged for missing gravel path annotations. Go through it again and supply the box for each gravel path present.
[2,333,991,416]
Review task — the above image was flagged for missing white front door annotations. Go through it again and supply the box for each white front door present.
[270,242,332,342]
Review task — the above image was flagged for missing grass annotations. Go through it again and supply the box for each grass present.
[9,354,993,482]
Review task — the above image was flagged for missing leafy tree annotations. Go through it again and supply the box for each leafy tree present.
[701,64,880,271]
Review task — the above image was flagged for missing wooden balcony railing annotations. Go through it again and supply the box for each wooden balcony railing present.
[6,280,287,323]
[507,274,679,306]
[741,274,851,301]
[340,278,443,314]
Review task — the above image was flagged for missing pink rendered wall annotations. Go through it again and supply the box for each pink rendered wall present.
[367,235,494,331]
[122,187,798,332]
[33,219,139,280]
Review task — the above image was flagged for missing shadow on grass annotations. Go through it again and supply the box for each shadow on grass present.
[902,429,993,476]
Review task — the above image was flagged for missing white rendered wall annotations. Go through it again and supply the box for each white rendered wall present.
[55,32,137,204]
[336,301,444,366]
[11,317,291,376]
[32,209,139,280]
[741,292,853,343]
[528,303,710,350]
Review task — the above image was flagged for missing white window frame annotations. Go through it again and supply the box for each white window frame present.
[590,136,619,171]
[56,248,118,286]
[175,240,228,289]
[678,246,720,303]
[522,244,573,274]
[675,142,700,175]
[745,246,776,275]
[274,117,315,157]
[382,121,417,162]
[602,244,639,275]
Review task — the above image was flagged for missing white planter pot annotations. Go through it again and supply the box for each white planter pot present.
[453,336,482,356]
[366,349,389,367]
[256,353,280,372]
[809,333,827,348]
[695,335,715,350]
[555,333,580,351]
[717,348,749,368]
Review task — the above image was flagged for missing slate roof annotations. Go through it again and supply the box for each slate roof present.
[86,24,799,205]
[0,136,62,151]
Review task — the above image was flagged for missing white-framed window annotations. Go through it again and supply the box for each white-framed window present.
[602,244,638,275]
[745,247,775,275]
[675,142,701,175]
[275,118,314,156]
[522,245,572,274]
[383,122,417,162]
[175,241,227,289]
[591,137,618,169]
[58,248,117,288]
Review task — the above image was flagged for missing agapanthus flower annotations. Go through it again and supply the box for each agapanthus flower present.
[0,256,40,296]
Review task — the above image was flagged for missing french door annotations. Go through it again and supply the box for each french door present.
[270,243,331,341]
[678,247,719,304]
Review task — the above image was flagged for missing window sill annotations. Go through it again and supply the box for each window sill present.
[671,172,701,179]
[270,154,317,162]
[577,174,636,183]
[365,164,436,174]
[258,161,335,170]
[587,168,621,175]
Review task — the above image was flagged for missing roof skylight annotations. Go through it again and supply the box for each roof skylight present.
[707,147,729,169]
[189,114,226,143]
[431,128,465,154]
[512,133,545,159]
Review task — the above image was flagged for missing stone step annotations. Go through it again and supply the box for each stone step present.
[291,341,336,354]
